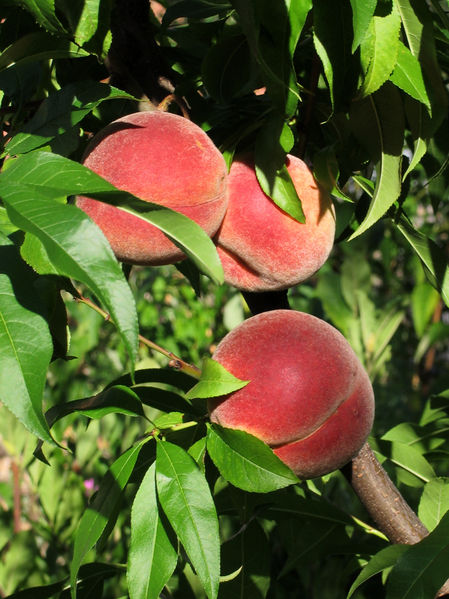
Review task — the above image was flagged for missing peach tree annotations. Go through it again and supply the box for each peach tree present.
[1,0,449,598]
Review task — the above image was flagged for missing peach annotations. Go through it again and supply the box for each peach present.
[215,155,335,292]
[208,310,374,479]
[76,110,228,266]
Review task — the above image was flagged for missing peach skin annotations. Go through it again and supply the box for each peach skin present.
[215,155,335,291]
[77,110,228,266]
[208,310,374,479]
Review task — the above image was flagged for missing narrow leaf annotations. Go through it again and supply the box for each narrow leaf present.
[7,82,136,155]
[359,2,401,98]
[185,357,249,400]
[390,42,430,109]
[128,463,177,599]
[206,424,298,492]
[0,236,54,443]
[59,0,113,58]
[255,114,305,222]
[70,443,145,598]
[386,511,449,598]
[418,478,449,532]
[18,0,66,34]
[45,386,147,427]
[0,33,89,72]
[313,0,353,111]
[347,545,408,598]
[1,185,138,367]
[349,83,404,240]
[156,441,220,599]
[395,216,449,308]
[350,0,378,52]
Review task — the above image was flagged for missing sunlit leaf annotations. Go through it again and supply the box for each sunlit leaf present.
[0,235,54,443]
[185,357,249,400]
[206,424,298,492]
[70,443,145,598]
[128,463,177,599]
[156,441,220,599]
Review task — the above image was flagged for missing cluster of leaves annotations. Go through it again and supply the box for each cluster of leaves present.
[2,0,449,598]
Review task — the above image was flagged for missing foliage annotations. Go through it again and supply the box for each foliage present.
[1,0,449,598]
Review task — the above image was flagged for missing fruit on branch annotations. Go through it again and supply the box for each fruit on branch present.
[76,110,228,266]
[208,310,374,479]
[215,155,335,292]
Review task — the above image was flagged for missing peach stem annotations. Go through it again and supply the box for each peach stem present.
[157,94,190,119]
[75,293,201,379]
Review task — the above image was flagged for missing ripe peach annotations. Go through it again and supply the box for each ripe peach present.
[215,155,335,292]
[208,310,374,479]
[76,110,228,266]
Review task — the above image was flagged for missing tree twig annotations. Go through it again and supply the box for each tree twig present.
[75,293,201,379]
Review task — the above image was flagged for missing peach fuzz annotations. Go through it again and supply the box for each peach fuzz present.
[215,155,335,292]
[76,110,228,266]
[208,310,374,479]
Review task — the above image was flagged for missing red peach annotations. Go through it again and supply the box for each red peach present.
[215,155,335,291]
[76,110,228,266]
[208,310,374,479]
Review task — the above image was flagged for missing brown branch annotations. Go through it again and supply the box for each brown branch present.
[344,443,449,597]
[343,443,428,544]
[11,460,21,534]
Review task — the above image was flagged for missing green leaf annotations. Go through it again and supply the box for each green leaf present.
[20,232,59,275]
[206,424,298,492]
[347,544,408,598]
[313,146,350,201]
[109,368,197,394]
[1,185,138,368]
[219,520,270,599]
[185,357,249,400]
[313,0,353,111]
[369,304,405,374]
[411,282,440,337]
[414,322,449,364]
[350,0,378,52]
[418,478,449,532]
[0,32,89,72]
[135,387,199,416]
[0,236,54,444]
[395,215,449,308]
[17,0,66,34]
[255,114,305,223]
[45,386,147,428]
[58,0,113,59]
[396,0,447,124]
[70,442,145,599]
[349,83,404,240]
[386,511,449,598]
[378,440,435,483]
[128,463,177,599]
[156,440,220,599]
[359,2,401,98]
[7,82,137,155]
[1,151,224,284]
[390,42,430,109]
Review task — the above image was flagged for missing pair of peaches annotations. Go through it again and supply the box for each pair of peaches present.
[77,110,374,481]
